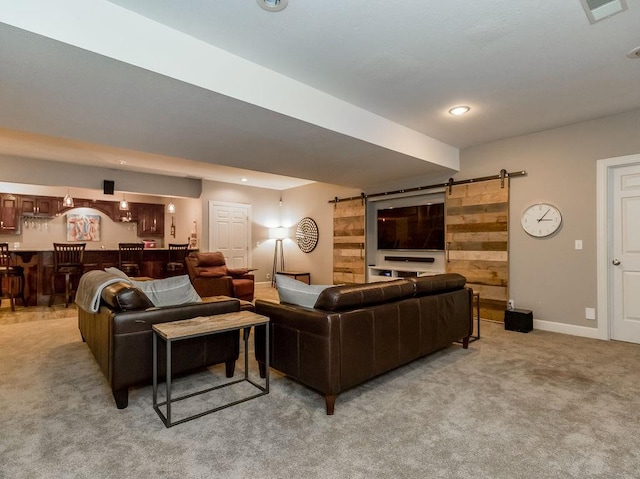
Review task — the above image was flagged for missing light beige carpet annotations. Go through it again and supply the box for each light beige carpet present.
[1,304,640,478]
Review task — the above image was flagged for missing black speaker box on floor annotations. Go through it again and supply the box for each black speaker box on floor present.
[504,308,533,333]
[103,180,115,195]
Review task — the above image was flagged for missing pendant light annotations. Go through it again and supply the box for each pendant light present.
[62,189,74,208]
[119,194,129,211]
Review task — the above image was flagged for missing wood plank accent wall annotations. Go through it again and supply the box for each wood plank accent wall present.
[445,179,509,321]
[333,198,366,284]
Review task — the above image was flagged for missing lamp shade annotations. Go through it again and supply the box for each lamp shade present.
[269,226,289,240]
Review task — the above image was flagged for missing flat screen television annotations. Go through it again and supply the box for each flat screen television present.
[377,203,445,250]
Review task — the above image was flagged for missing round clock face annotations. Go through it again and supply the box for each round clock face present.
[521,203,562,237]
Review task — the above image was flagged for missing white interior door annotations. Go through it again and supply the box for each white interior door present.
[611,163,640,343]
[208,201,251,269]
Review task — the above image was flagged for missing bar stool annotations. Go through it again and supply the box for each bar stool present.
[49,243,86,307]
[118,242,144,277]
[164,243,189,277]
[0,243,26,311]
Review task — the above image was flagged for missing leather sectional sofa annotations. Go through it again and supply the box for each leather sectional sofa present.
[77,281,250,409]
[255,273,473,415]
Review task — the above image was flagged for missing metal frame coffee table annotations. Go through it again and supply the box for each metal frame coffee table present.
[152,310,269,428]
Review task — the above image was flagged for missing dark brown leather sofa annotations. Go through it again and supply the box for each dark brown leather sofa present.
[185,251,255,301]
[78,281,248,409]
[255,273,473,415]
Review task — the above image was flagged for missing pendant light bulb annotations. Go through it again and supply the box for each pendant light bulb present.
[119,194,129,211]
[63,189,74,208]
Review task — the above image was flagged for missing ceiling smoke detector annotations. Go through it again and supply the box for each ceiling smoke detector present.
[257,0,288,12]
[579,0,627,24]
[627,46,640,59]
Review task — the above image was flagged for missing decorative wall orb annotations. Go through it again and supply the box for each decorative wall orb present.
[296,217,319,253]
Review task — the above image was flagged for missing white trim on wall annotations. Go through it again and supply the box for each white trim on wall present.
[534,319,602,339]
[596,153,640,341]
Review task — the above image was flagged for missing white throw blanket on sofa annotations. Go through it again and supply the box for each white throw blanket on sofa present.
[75,270,130,313]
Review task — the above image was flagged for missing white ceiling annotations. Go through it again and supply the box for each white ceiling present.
[1,0,639,191]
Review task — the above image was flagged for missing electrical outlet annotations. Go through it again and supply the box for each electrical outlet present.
[266,273,271,280]
[586,307,596,320]
[575,240,583,250]
[508,299,515,310]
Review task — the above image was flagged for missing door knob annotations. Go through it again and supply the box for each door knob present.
[612,259,621,266]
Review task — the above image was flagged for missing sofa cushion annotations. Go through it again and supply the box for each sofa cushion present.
[227,268,251,276]
[196,267,228,278]
[100,281,154,311]
[408,273,466,296]
[313,279,414,312]
[276,274,331,308]
[196,252,226,267]
[129,275,202,307]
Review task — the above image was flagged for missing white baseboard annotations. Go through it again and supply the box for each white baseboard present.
[533,319,601,339]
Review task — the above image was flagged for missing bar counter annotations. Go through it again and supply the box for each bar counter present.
[10,248,193,307]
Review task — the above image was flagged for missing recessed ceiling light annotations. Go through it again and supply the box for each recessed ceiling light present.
[117,160,127,165]
[257,0,288,12]
[241,178,248,182]
[449,106,470,116]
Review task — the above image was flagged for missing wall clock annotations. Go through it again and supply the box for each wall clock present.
[296,217,319,253]
[521,203,562,237]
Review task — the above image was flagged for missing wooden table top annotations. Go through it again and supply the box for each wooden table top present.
[153,310,269,341]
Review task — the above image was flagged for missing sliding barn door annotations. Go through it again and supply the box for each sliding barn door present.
[445,179,509,321]
[333,199,366,284]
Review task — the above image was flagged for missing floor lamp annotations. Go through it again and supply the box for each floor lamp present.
[270,226,288,287]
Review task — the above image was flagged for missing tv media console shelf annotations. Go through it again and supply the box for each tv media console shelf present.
[368,266,445,282]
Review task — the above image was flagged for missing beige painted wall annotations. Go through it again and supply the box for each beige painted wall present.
[459,108,640,328]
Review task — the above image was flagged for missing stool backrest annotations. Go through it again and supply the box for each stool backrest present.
[0,243,12,269]
[53,243,86,269]
[119,242,144,264]
[168,243,189,263]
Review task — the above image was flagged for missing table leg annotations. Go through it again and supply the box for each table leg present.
[152,333,158,408]
[265,322,270,392]
[244,328,249,380]
[166,339,172,427]
[476,293,481,339]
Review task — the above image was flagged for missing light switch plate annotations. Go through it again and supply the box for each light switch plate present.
[586,307,596,320]
[575,240,583,250]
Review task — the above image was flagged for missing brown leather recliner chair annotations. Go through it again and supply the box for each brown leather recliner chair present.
[185,251,255,301]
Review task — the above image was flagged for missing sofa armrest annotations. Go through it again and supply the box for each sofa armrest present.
[111,297,241,335]
[227,269,254,278]
[255,300,334,336]
[189,276,234,298]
